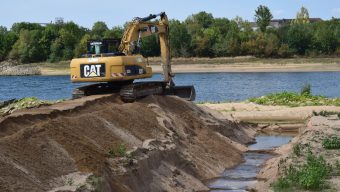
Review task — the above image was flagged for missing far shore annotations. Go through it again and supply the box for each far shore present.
[41,62,340,75]
[1,57,340,76]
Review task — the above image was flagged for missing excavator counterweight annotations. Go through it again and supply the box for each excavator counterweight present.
[70,12,195,102]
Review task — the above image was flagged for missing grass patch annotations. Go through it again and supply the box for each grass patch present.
[273,154,331,191]
[249,92,340,107]
[107,143,127,158]
[322,137,340,149]
[249,84,340,107]
[0,97,63,116]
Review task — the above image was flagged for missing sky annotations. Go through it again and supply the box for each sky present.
[1,0,339,29]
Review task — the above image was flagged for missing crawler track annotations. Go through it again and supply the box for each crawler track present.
[73,81,195,102]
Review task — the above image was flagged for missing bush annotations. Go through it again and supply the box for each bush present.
[107,143,127,158]
[274,154,331,190]
[322,137,340,149]
[116,143,127,157]
[297,154,330,189]
[300,83,311,96]
[272,177,291,191]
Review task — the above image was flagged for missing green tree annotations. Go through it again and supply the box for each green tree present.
[49,37,64,61]
[74,34,91,57]
[141,35,160,57]
[169,20,192,57]
[287,24,312,55]
[254,5,273,32]
[0,26,8,61]
[186,11,214,29]
[104,26,124,39]
[9,29,46,63]
[11,22,43,35]
[185,12,219,57]
[191,27,217,57]
[92,21,109,39]
[49,22,83,61]
[312,20,338,54]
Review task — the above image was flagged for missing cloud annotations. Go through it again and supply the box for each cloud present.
[332,8,340,15]
[273,10,284,18]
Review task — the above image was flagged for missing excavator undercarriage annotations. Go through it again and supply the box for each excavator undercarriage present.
[72,82,196,102]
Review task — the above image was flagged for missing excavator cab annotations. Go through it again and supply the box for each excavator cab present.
[82,39,124,57]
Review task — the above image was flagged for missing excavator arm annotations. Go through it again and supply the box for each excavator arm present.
[119,12,173,86]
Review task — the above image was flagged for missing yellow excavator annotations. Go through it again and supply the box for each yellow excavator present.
[70,12,195,102]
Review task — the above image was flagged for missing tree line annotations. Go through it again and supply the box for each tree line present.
[0,6,339,63]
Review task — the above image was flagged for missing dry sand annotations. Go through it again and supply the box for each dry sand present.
[201,102,340,134]
[151,62,340,73]
[0,95,256,192]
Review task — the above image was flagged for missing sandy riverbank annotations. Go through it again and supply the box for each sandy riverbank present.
[200,102,340,134]
[1,57,338,76]
[40,62,340,75]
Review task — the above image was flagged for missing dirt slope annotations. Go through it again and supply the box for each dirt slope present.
[0,95,255,192]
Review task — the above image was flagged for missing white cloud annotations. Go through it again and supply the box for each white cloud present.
[331,8,340,15]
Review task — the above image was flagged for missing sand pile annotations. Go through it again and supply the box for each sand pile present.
[0,94,255,192]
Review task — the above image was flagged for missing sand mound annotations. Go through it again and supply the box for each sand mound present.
[0,95,255,192]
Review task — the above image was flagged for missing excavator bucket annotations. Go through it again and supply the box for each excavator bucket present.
[166,85,196,101]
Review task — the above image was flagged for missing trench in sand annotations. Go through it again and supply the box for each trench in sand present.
[206,123,300,192]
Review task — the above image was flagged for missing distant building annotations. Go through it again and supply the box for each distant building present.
[250,18,322,30]
[55,17,64,25]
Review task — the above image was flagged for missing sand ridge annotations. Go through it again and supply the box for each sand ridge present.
[0,95,255,192]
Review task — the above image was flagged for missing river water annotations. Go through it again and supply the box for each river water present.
[208,135,293,191]
[0,72,340,102]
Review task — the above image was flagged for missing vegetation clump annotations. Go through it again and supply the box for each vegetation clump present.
[249,92,340,107]
[0,97,61,116]
[249,85,340,107]
[322,137,340,149]
[107,143,127,158]
[273,154,331,191]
